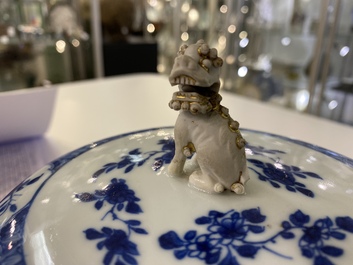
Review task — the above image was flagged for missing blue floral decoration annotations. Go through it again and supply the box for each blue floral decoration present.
[85,227,140,265]
[248,159,322,198]
[92,138,175,178]
[76,178,148,265]
[159,208,353,265]
[0,173,43,216]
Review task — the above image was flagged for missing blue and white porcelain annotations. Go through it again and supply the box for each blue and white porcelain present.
[1,127,353,265]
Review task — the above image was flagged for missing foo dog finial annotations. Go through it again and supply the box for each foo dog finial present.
[168,39,250,194]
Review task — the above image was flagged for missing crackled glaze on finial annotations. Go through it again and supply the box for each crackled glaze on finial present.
[168,39,250,194]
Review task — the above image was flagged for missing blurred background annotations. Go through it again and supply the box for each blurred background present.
[0,0,352,125]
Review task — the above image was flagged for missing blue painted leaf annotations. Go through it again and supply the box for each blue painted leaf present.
[289,210,310,226]
[330,231,345,240]
[321,246,343,257]
[259,175,267,181]
[92,168,105,178]
[219,252,239,265]
[291,166,300,171]
[127,241,139,255]
[236,245,260,258]
[129,148,141,155]
[282,221,292,229]
[101,227,113,235]
[231,211,240,219]
[336,216,353,233]
[111,212,118,220]
[84,228,105,239]
[321,217,333,227]
[302,172,322,179]
[95,200,104,210]
[104,162,118,167]
[159,231,185,249]
[184,230,197,240]
[247,159,265,168]
[126,201,143,214]
[248,225,265,234]
[296,187,314,198]
[123,253,137,265]
[265,163,275,170]
[117,203,124,211]
[301,247,314,258]
[118,159,130,168]
[242,208,266,224]
[205,249,221,264]
[286,185,296,192]
[97,241,105,250]
[209,210,225,217]
[105,166,116,173]
[103,251,114,265]
[281,164,291,171]
[195,216,212,225]
[294,182,305,187]
[174,249,188,259]
[0,204,6,213]
[314,255,334,265]
[270,181,281,188]
[281,231,295,239]
[138,160,146,167]
[126,220,141,226]
[125,164,135,173]
[26,175,42,185]
[9,204,17,212]
[293,172,307,179]
[16,185,25,192]
[131,227,148,235]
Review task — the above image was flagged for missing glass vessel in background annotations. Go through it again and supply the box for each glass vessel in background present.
[151,0,352,125]
[0,0,93,92]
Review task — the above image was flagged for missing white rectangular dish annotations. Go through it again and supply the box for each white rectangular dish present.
[0,86,57,143]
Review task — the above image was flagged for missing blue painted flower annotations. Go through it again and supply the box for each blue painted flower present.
[248,159,322,198]
[76,178,142,217]
[207,210,265,243]
[101,178,141,213]
[216,217,247,240]
[159,208,266,264]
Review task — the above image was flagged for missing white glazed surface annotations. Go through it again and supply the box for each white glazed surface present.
[1,127,353,265]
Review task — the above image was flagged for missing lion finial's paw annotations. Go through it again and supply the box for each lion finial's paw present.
[231,183,245,194]
[214,183,225,193]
